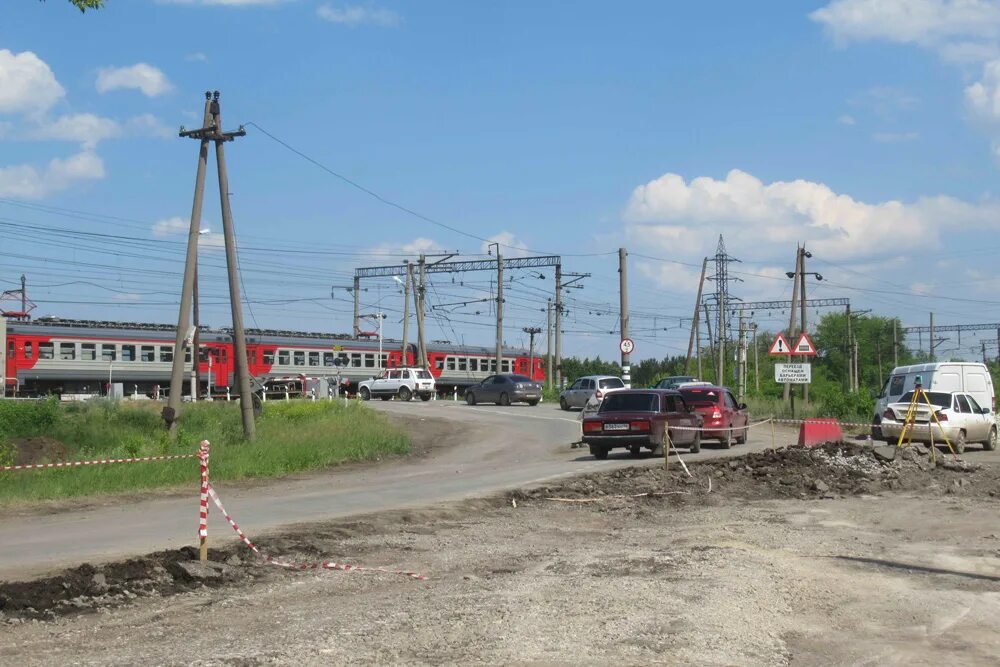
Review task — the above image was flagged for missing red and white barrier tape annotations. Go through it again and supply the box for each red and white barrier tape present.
[205,483,427,581]
[198,440,210,540]
[668,417,775,433]
[1,452,199,473]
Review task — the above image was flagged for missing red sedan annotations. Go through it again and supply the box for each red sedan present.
[678,385,749,448]
[582,389,704,459]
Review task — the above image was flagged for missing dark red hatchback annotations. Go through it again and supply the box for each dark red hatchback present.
[677,385,749,448]
[581,389,704,459]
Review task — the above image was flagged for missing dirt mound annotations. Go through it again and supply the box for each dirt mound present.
[12,437,69,466]
[513,442,1000,504]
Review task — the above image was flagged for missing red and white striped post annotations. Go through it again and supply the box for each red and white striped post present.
[198,439,211,562]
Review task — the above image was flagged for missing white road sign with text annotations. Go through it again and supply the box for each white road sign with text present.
[775,363,811,384]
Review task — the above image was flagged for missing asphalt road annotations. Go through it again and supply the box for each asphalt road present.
[0,400,798,581]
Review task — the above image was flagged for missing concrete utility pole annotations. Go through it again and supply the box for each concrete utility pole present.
[619,248,631,388]
[416,255,429,369]
[929,312,935,362]
[738,311,747,399]
[554,262,562,388]
[167,94,212,433]
[686,258,708,375]
[191,263,200,401]
[800,245,809,404]
[783,245,801,402]
[546,299,553,390]
[352,277,361,338]
[704,302,716,377]
[752,322,759,392]
[846,303,853,392]
[893,320,899,368]
[696,310,703,378]
[523,327,542,379]
[400,263,412,362]
[211,93,255,440]
[494,244,504,372]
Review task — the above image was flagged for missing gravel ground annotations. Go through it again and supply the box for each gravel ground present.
[4,444,1000,665]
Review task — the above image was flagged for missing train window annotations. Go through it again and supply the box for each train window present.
[185,349,191,363]
[246,350,255,364]
[323,352,334,366]
[380,354,388,368]
[263,350,275,365]
[101,344,116,361]
[59,343,76,361]
[502,360,510,373]
[160,346,173,362]
[434,357,444,370]
[141,346,155,362]
[199,348,210,362]
[39,342,54,360]
[81,344,96,361]
[293,351,305,366]
[308,352,320,366]
[458,357,468,371]
[364,353,375,368]
[218,349,228,362]
[121,345,136,362]
[24,341,33,359]
[469,358,478,372]
[446,357,456,371]
[351,352,361,367]
[7,341,14,360]
[278,350,290,365]
[489,359,497,372]
[337,352,349,366]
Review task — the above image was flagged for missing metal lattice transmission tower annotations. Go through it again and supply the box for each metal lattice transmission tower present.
[703,235,742,383]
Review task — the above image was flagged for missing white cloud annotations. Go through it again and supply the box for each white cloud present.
[30,113,121,149]
[317,4,401,27]
[126,113,174,139]
[837,114,856,125]
[369,237,446,258]
[810,0,1000,60]
[481,231,530,258]
[623,168,1000,261]
[0,49,65,116]
[185,52,209,62]
[849,85,918,120]
[96,64,173,97]
[152,216,189,237]
[0,151,104,199]
[965,59,1000,121]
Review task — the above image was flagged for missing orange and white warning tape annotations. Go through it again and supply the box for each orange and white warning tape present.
[205,483,427,581]
[668,417,775,432]
[1,452,199,472]
[198,440,210,540]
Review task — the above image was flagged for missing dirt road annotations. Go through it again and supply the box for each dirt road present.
[0,400,798,580]
[3,442,1000,665]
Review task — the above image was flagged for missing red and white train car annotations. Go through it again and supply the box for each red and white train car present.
[2,317,545,397]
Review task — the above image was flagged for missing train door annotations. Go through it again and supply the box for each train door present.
[1,317,6,393]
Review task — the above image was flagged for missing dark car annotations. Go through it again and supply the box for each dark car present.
[581,389,704,459]
[677,385,749,448]
[465,374,542,406]
[653,375,701,389]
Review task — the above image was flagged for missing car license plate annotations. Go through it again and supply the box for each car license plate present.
[604,423,628,431]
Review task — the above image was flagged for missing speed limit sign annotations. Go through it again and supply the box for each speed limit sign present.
[620,338,635,355]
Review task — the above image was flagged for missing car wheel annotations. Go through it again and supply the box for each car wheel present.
[420,393,431,402]
[954,430,967,455]
[466,392,476,406]
[560,397,569,411]
[399,386,412,402]
[590,444,609,460]
[736,425,748,445]
[499,392,510,406]
[690,430,701,454]
[527,399,539,406]
[359,387,370,401]
[986,427,998,451]
[721,427,733,449]
[628,444,641,457]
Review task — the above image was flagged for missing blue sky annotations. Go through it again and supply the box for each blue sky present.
[4,0,1000,363]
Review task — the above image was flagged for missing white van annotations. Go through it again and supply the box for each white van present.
[873,362,995,436]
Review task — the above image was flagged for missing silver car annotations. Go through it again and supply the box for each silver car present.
[879,390,998,453]
[559,375,625,411]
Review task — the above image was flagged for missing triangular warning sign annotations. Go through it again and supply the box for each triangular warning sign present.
[769,333,792,356]
[793,332,818,356]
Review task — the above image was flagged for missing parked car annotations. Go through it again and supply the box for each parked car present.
[653,375,699,390]
[465,374,542,406]
[872,362,995,438]
[581,389,704,459]
[559,375,625,411]
[677,385,749,448]
[879,390,997,453]
[358,367,436,402]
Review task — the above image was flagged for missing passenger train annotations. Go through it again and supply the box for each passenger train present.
[1,317,545,398]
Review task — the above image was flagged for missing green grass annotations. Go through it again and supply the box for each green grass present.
[0,399,409,505]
